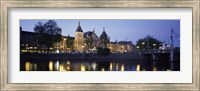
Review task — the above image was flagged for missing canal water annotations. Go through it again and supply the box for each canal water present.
[20,59,180,71]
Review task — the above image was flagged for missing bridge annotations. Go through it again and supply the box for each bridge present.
[139,49,180,61]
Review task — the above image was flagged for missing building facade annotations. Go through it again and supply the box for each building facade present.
[108,41,134,53]
[74,21,84,52]
[20,22,134,53]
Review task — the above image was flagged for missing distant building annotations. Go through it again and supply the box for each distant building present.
[54,36,75,52]
[20,30,38,53]
[107,41,134,53]
[83,29,101,52]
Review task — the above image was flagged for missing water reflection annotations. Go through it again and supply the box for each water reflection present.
[121,64,124,71]
[153,67,157,71]
[109,63,113,71]
[25,61,37,71]
[81,64,86,71]
[136,64,140,71]
[49,61,53,71]
[91,62,97,71]
[116,63,119,71]
[22,60,180,71]
[101,68,105,71]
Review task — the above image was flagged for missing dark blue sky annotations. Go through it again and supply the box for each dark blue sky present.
[20,19,180,47]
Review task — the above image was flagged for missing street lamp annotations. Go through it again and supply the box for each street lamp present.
[136,46,140,50]
[153,44,156,49]
[142,42,145,50]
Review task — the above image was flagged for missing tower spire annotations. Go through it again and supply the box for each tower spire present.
[75,21,83,32]
[78,21,80,27]
[103,27,105,31]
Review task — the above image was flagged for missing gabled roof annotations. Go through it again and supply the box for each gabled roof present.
[84,31,93,38]
[84,31,98,38]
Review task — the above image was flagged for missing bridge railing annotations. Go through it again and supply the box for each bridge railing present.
[139,49,170,54]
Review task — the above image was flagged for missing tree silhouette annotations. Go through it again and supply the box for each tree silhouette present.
[136,35,161,50]
[34,20,62,53]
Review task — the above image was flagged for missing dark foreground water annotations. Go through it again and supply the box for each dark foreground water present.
[20,59,180,71]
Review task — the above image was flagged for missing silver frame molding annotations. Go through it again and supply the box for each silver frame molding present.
[0,0,199,91]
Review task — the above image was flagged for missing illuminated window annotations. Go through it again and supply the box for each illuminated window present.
[21,50,27,52]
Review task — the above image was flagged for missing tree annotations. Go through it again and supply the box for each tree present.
[66,35,74,51]
[34,20,62,53]
[33,22,45,52]
[85,37,93,49]
[136,35,161,50]
[100,30,110,48]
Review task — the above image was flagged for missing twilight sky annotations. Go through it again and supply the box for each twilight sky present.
[20,19,180,47]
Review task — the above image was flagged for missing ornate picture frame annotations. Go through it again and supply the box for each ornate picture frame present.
[0,0,199,90]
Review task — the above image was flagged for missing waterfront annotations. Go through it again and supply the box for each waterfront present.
[21,59,180,71]
[20,20,180,71]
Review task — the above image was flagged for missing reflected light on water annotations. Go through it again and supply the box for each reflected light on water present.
[56,61,59,71]
[116,63,119,71]
[81,64,85,71]
[167,69,171,71]
[59,63,66,71]
[109,62,113,71]
[153,67,157,71]
[136,64,140,71]
[91,63,97,71]
[22,59,179,71]
[101,68,105,71]
[142,68,146,71]
[49,61,53,71]
[67,66,70,71]
[33,63,37,71]
[88,65,91,71]
[25,62,30,71]
[121,64,124,71]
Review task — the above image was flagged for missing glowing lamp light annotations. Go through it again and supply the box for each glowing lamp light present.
[67,61,70,65]
[56,50,59,53]
[142,42,145,45]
